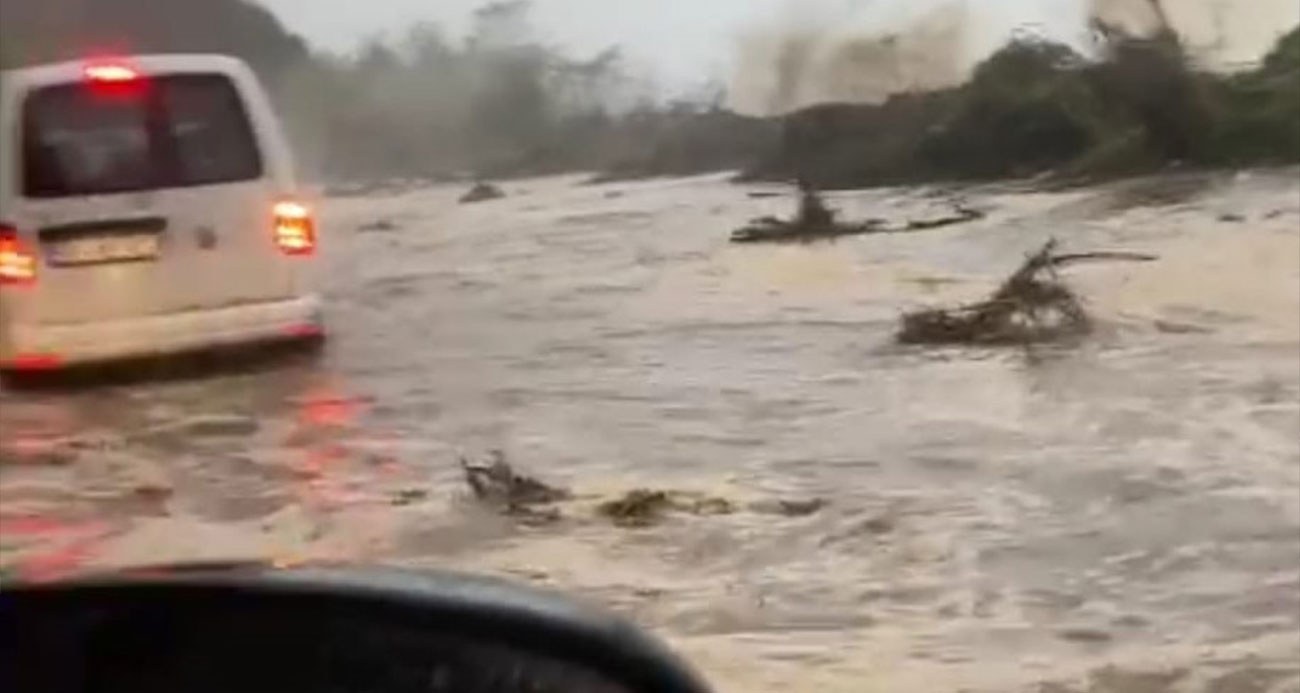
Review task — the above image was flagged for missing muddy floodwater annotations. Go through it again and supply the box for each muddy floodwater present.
[2,170,1298,692]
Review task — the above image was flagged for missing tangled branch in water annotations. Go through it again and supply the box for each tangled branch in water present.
[897,240,1155,346]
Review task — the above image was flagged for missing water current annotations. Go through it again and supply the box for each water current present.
[2,169,1297,692]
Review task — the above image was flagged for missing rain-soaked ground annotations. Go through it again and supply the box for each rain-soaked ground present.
[2,169,1298,692]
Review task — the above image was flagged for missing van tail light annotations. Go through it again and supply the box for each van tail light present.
[0,225,38,286]
[273,201,315,256]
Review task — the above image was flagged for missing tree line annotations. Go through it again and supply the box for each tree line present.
[748,23,1300,188]
[3,0,1297,187]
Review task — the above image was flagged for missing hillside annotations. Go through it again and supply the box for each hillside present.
[0,0,308,82]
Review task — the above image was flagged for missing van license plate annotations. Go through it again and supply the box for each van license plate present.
[48,234,160,266]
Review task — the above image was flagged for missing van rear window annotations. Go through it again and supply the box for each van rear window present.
[22,74,263,198]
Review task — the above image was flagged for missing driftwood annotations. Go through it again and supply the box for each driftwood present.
[597,490,676,528]
[457,452,828,530]
[596,489,830,528]
[732,188,987,244]
[597,489,738,528]
[460,451,570,522]
[1049,251,1159,266]
[898,240,1156,345]
[905,204,985,230]
[730,216,885,243]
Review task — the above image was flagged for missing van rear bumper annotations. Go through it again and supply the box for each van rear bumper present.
[0,295,323,370]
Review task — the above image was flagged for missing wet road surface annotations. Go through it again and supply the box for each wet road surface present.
[2,169,1298,692]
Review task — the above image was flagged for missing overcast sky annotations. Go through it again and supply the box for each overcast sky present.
[256,0,1299,90]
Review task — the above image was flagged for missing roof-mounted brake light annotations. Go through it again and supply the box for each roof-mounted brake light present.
[84,63,139,83]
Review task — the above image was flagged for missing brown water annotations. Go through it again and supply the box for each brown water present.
[2,169,1298,692]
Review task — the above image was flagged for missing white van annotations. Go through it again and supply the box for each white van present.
[0,55,322,373]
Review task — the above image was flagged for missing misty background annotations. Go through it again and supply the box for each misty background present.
[1,0,1297,185]
[258,0,1297,112]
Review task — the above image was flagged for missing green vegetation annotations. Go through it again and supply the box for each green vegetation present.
[1205,27,1300,165]
[751,26,1300,188]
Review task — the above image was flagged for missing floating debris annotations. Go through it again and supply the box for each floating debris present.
[598,489,675,528]
[898,240,1157,345]
[732,183,986,244]
[597,490,740,528]
[460,451,570,525]
[458,452,825,529]
[732,182,881,243]
[597,489,763,528]
[899,241,1086,345]
[459,181,506,204]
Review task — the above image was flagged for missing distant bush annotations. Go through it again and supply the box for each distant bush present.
[919,40,1098,179]
[1206,26,1300,164]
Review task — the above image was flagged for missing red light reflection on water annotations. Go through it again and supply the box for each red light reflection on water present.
[296,385,365,429]
[280,381,413,519]
[286,383,367,512]
[0,401,79,464]
[17,537,101,582]
[0,516,113,582]
[8,435,54,456]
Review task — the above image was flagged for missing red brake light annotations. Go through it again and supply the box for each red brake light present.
[84,62,139,83]
[273,201,316,256]
[0,226,38,286]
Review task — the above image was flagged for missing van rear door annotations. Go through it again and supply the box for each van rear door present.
[14,69,295,324]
